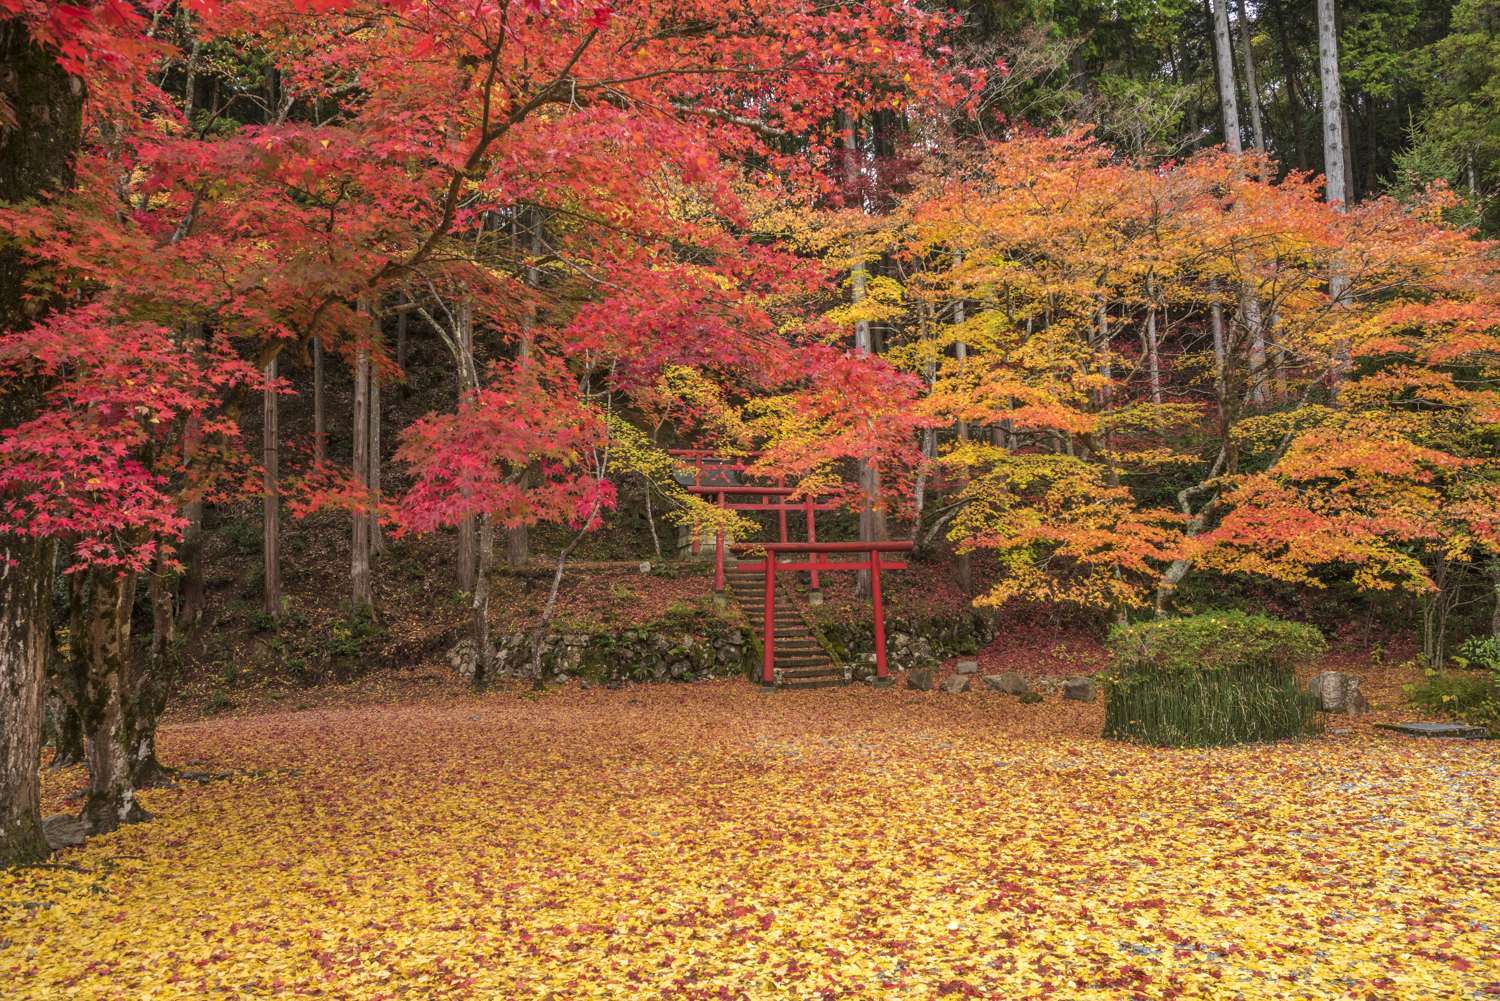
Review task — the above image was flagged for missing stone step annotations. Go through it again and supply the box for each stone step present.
[775,665,849,687]
[776,657,833,670]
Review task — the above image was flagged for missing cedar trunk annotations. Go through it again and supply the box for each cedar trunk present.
[1209,0,1243,154]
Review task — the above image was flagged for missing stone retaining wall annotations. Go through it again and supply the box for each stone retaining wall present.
[448,610,754,685]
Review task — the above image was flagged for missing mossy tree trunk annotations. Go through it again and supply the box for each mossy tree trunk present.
[0,17,84,866]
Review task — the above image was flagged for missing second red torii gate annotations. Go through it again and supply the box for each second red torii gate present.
[685,485,840,592]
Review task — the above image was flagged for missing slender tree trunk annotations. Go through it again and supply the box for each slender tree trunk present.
[644,482,662,559]
[1144,298,1163,404]
[1241,287,1268,405]
[471,515,494,687]
[1318,0,1348,209]
[262,356,281,616]
[1234,0,1267,158]
[369,353,383,557]
[80,571,148,834]
[841,111,882,594]
[130,548,175,789]
[0,538,51,865]
[312,337,325,464]
[456,300,477,591]
[351,302,373,613]
[1209,0,1243,154]
[1210,297,1228,399]
[1317,0,1351,391]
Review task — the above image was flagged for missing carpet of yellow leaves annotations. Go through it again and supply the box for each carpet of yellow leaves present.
[3,682,1496,999]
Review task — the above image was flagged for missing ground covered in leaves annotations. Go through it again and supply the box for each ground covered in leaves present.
[5,683,1497,999]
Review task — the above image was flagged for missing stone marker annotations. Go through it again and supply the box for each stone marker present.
[954,659,979,675]
[638,560,652,574]
[940,674,971,694]
[1062,677,1096,702]
[1376,721,1489,739]
[907,669,934,691]
[1307,671,1370,714]
[983,672,1029,695]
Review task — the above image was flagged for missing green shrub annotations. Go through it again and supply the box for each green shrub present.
[1107,610,1327,677]
[1453,635,1500,674]
[1102,612,1325,747]
[1406,668,1500,727]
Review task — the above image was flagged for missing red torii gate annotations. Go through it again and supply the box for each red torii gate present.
[734,541,914,686]
[667,448,763,488]
[684,485,839,592]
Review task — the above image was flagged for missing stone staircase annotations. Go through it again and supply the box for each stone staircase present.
[726,567,849,688]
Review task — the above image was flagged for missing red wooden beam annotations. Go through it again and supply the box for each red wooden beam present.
[735,541,914,553]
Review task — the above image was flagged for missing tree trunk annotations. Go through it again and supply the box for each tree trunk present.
[456,300,477,591]
[1317,0,1347,209]
[352,341,373,613]
[1241,287,1268,405]
[312,337,325,464]
[369,353,383,556]
[262,356,281,616]
[80,572,148,834]
[1144,300,1163,404]
[0,17,84,865]
[1317,0,1351,392]
[1209,0,1243,154]
[1210,297,1228,399]
[1234,0,1267,158]
[131,549,175,788]
[841,110,882,594]
[471,515,494,687]
[0,538,51,865]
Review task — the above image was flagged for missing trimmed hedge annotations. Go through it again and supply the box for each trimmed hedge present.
[1102,612,1325,747]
